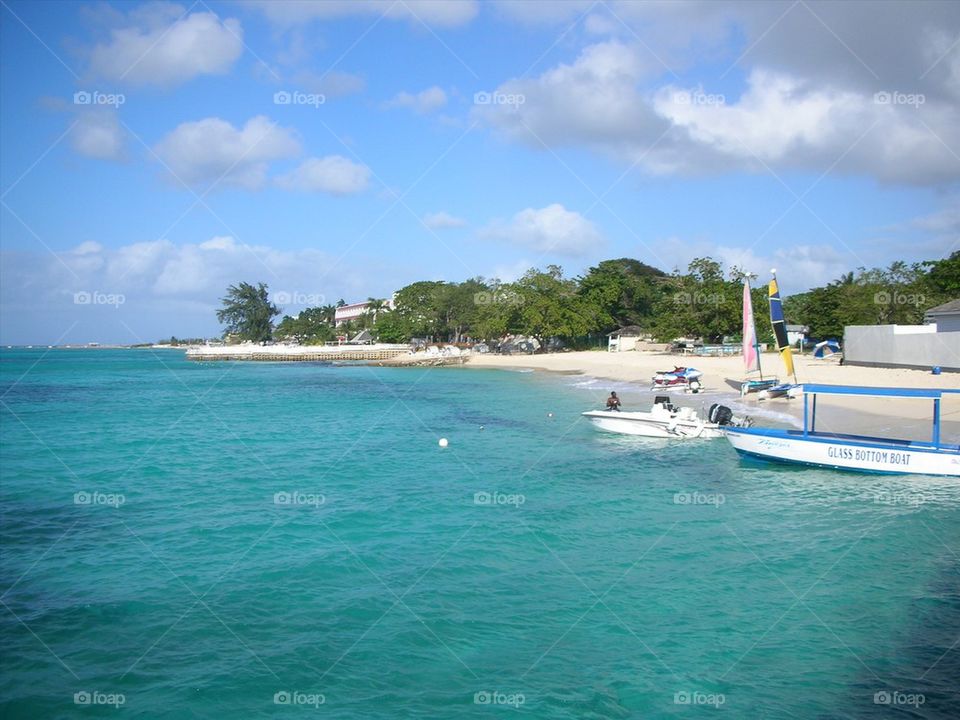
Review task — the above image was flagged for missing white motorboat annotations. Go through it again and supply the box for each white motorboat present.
[583,396,752,439]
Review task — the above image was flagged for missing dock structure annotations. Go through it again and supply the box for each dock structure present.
[185,345,409,362]
[376,354,469,368]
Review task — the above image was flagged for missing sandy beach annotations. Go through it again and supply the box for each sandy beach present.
[466,350,960,436]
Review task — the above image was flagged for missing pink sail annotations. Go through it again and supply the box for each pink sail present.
[742,280,759,373]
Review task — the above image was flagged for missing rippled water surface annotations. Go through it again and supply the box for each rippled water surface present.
[1,349,958,718]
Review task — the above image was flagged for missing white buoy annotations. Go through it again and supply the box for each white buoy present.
[438,438,448,447]
[547,412,553,418]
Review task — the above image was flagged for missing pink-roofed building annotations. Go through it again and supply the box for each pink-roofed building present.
[334,298,395,327]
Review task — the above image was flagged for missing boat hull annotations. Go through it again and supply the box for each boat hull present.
[725,428,960,477]
[741,378,779,395]
[582,411,724,439]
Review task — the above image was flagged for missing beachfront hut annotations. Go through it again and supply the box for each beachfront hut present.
[786,324,808,348]
[349,329,373,345]
[607,326,645,352]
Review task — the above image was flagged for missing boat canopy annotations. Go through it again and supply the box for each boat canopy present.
[800,384,960,400]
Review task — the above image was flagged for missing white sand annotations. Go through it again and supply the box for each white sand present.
[466,350,960,437]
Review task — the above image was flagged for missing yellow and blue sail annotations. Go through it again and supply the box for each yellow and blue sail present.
[768,277,795,380]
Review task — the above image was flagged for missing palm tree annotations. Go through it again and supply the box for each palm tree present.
[319,304,337,325]
[366,297,389,323]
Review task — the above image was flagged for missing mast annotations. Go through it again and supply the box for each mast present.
[769,269,798,384]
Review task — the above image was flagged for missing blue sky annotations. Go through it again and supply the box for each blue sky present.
[1,0,958,344]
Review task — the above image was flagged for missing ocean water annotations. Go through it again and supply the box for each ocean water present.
[1,348,958,719]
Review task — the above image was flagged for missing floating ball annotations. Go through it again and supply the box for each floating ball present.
[438,438,449,447]
[547,412,554,418]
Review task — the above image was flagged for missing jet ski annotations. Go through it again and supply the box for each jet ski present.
[651,367,703,393]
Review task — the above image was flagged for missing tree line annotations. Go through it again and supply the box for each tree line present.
[214,253,960,347]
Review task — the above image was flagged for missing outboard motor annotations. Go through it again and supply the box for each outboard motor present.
[708,403,734,426]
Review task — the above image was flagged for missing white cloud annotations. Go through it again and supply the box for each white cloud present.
[71,110,125,160]
[476,37,960,186]
[384,86,447,114]
[665,242,851,294]
[296,70,366,98]
[654,70,960,184]
[480,204,604,257]
[246,0,478,28]
[473,41,666,151]
[88,5,243,86]
[153,115,300,189]
[490,258,534,283]
[275,156,371,194]
[0,236,377,344]
[423,211,466,229]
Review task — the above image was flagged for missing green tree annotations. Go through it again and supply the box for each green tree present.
[393,281,448,338]
[216,282,280,342]
[512,266,596,343]
[275,308,335,344]
[577,258,665,332]
[366,298,389,324]
[649,258,741,342]
[373,311,409,343]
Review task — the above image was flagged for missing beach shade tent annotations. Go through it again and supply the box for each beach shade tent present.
[813,340,841,359]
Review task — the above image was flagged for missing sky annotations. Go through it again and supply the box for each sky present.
[1,0,958,345]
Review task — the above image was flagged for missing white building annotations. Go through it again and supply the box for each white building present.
[924,299,960,332]
[334,298,395,327]
[786,324,808,348]
[607,326,645,352]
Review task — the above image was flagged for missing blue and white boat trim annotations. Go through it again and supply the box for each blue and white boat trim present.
[724,384,960,476]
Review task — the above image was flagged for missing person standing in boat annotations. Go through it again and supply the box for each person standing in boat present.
[606,392,621,411]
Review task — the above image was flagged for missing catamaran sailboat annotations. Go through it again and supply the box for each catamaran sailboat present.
[741,272,800,399]
[739,278,779,395]
[725,385,960,476]
[583,396,752,439]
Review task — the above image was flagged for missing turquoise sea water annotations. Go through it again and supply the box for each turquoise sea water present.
[1,348,958,719]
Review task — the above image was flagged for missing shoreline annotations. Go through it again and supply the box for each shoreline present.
[463,350,960,437]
